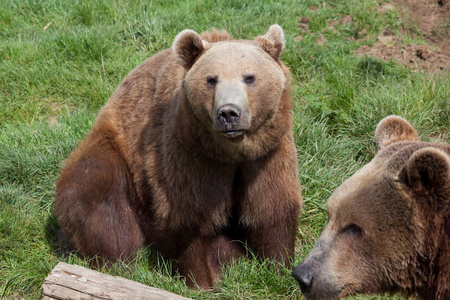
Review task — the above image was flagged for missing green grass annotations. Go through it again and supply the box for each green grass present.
[1,0,449,299]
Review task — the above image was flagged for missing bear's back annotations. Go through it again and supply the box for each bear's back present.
[89,49,185,162]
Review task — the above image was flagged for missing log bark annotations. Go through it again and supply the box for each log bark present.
[41,262,191,300]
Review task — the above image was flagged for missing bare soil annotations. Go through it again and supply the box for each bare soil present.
[355,0,450,72]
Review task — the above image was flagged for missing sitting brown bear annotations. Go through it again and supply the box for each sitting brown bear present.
[55,25,302,289]
[292,116,449,300]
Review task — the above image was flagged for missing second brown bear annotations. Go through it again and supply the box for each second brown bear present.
[55,25,302,289]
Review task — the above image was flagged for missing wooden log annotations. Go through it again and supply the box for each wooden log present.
[41,262,191,300]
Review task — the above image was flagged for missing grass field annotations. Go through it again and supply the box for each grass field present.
[0,0,449,299]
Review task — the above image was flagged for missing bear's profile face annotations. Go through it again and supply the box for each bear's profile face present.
[172,25,286,140]
[292,116,450,299]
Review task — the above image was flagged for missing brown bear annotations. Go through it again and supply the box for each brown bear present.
[55,25,302,289]
[292,116,449,300]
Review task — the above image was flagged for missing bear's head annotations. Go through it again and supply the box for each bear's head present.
[292,116,450,300]
[172,25,291,160]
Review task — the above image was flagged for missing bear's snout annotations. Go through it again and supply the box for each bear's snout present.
[217,104,241,128]
[292,264,315,294]
[211,80,252,137]
[215,103,250,137]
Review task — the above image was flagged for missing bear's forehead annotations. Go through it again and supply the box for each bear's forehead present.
[189,41,285,81]
[376,141,450,173]
[327,162,382,212]
[328,141,450,215]
[202,42,273,64]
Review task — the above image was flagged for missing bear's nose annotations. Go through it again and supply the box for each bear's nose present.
[292,266,314,294]
[217,104,241,128]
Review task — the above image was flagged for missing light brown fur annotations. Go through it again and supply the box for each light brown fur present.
[55,25,302,289]
[293,116,449,300]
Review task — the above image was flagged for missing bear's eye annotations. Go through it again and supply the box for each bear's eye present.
[206,76,218,87]
[342,224,362,236]
[244,75,255,84]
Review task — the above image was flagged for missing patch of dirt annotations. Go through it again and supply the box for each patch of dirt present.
[298,17,311,34]
[355,0,450,72]
[397,0,450,53]
[315,34,326,46]
[47,102,63,126]
[354,28,450,71]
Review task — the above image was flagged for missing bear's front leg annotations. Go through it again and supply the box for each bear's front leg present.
[237,134,302,265]
[174,235,245,289]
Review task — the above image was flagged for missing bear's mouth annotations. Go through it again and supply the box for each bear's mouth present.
[221,129,245,138]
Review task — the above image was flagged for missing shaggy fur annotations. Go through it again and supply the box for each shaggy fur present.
[55,25,302,289]
[292,116,449,300]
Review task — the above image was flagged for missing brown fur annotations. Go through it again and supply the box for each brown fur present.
[292,116,449,300]
[55,25,302,289]
[200,28,233,43]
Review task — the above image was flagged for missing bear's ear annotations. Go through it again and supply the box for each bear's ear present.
[172,29,210,70]
[255,24,285,61]
[407,147,450,200]
[375,116,419,151]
